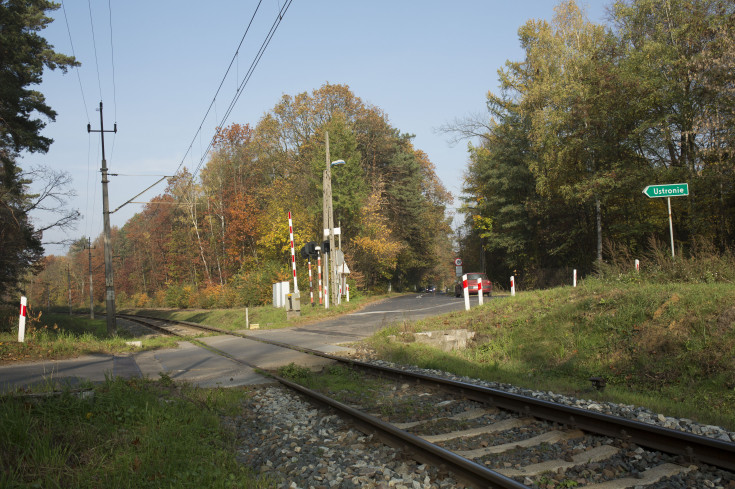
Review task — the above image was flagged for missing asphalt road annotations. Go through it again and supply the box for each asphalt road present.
[0,293,492,392]
[244,292,487,349]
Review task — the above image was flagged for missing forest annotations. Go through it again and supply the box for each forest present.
[29,84,455,308]
[455,0,735,288]
[8,0,735,308]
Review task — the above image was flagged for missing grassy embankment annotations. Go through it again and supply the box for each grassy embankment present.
[0,377,272,488]
[367,276,735,430]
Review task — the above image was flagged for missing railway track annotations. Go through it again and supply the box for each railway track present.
[117,313,735,488]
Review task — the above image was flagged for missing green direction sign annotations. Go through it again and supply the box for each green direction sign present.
[642,183,689,198]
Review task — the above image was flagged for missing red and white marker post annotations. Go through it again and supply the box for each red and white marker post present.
[308,259,314,307]
[573,269,577,287]
[510,276,516,297]
[288,212,298,293]
[316,247,323,305]
[477,278,483,306]
[18,296,27,343]
[346,282,350,302]
[462,274,470,311]
[635,259,640,272]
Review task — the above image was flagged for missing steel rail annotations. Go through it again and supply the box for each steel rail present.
[277,376,527,489]
[116,313,525,488]
[119,312,735,472]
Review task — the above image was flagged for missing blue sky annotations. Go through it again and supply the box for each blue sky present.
[30,0,610,255]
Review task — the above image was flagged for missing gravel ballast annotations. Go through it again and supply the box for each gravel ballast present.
[228,360,734,489]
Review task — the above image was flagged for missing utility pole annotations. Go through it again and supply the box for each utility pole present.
[88,101,117,335]
[323,132,338,306]
[85,237,96,319]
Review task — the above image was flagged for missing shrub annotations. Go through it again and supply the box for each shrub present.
[233,260,290,306]
[597,237,735,285]
[164,284,192,309]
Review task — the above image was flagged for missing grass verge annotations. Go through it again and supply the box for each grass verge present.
[367,278,735,431]
[0,376,271,488]
[0,311,178,365]
[122,292,400,331]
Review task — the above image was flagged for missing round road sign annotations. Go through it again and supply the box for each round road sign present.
[454,258,462,266]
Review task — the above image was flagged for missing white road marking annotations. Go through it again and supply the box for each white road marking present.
[348,301,460,316]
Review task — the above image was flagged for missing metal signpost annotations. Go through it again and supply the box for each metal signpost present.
[642,183,689,258]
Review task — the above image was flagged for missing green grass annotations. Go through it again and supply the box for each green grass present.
[367,277,735,430]
[0,377,272,488]
[0,310,179,364]
[122,292,399,331]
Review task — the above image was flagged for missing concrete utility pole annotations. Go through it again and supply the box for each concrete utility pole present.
[88,101,117,335]
[323,132,338,306]
[86,237,95,319]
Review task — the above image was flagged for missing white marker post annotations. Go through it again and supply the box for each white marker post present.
[477,278,483,306]
[18,296,27,343]
[462,274,470,311]
[510,276,516,297]
[573,269,577,287]
[288,212,298,293]
[635,259,640,272]
[346,283,350,302]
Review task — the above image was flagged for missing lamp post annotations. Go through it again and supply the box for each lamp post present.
[323,132,346,306]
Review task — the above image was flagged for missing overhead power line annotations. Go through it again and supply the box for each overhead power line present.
[60,0,90,123]
[107,0,118,122]
[87,0,103,101]
[189,0,295,181]
[173,0,265,178]
[107,0,119,162]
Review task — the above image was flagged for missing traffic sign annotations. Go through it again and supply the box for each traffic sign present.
[454,258,462,266]
[642,183,689,258]
[642,183,688,198]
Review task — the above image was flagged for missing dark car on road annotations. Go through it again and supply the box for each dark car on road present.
[455,273,492,297]
[425,284,436,293]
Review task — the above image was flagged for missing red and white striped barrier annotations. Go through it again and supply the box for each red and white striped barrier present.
[18,296,27,343]
[510,276,515,296]
[288,212,298,293]
[462,274,470,311]
[477,278,483,305]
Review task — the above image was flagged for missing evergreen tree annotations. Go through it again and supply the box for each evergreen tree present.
[0,0,78,296]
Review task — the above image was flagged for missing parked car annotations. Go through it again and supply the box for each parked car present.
[454,273,492,297]
[426,284,436,293]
